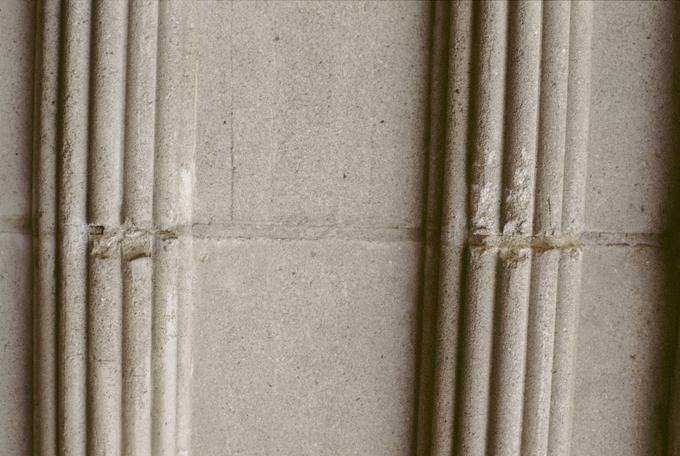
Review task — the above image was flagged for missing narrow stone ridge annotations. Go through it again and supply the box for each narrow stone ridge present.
[33,1,61,454]
[32,1,197,455]
[414,1,593,455]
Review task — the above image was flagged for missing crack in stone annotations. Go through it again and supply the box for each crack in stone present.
[467,234,581,251]
[88,222,179,260]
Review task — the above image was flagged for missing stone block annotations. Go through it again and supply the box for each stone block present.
[0,0,33,228]
[192,237,419,455]
[574,246,674,455]
[0,234,31,454]
[586,1,677,233]
[193,1,430,227]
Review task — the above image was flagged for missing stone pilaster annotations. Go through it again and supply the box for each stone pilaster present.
[32,1,196,455]
[415,1,593,455]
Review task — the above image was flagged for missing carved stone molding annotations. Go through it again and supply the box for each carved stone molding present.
[415,2,593,455]
[33,1,196,454]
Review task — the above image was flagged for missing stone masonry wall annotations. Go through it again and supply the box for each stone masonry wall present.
[0,1,678,455]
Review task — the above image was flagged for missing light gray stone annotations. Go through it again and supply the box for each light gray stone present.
[1,1,679,455]
[586,1,677,233]
[574,246,675,456]
[193,0,430,227]
[192,238,419,455]
[0,234,32,455]
[0,1,34,454]
[0,0,33,230]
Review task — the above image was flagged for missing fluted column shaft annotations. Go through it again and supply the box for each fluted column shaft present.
[415,2,593,455]
[32,1,197,455]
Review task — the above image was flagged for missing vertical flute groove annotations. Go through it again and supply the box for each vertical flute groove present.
[455,247,497,455]
[425,1,473,455]
[548,2,593,454]
[521,249,559,456]
[533,1,571,237]
[124,0,158,229]
[521,3,571,455]
[488,247,532,456]
[33,0,61,454]
[123,2,159,455]
[87,2,128,455]
[414,1,451,454]
[152,2,196,455]
[176,3,198,451]
[57,2,91,454]
[488,3,542,455]
[547,247,582,455]
[501,1,542,237]
[561,1,593,236]
[152,3,178,453]
[455,3,509,455]
[469,1,507,236]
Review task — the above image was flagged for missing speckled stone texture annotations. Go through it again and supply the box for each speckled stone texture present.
[0,0,34,453]
[1,1,679,455]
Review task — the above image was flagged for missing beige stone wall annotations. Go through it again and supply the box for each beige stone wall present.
[0,0,35,453]
[1,1,678,455]
[576,2,678,454]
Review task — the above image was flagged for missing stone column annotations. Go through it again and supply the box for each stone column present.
[415,1,593,455]
[32,1,196,455]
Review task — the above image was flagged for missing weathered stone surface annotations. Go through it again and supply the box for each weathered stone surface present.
[0,1,34,454]
[586,1,677,233]
[0,1,679,455]
[0,235,32,454]
[30,1,196,455]
[192,238,419,455]
[415,3,592,455]
[194,0,430,228]
[0,0,33,230]
[575,246,674,456]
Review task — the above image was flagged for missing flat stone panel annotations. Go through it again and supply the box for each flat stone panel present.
[0,0,34,229]
[0,234,32,454]
[586,1,677,233]
[573,246,674,456]
[0,2,33,454]
[192,237,419,455]
[193,0,430,227]
[194,3,234,225]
